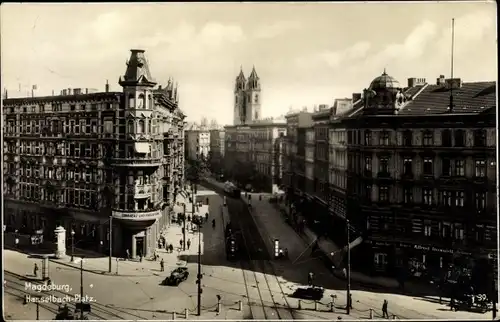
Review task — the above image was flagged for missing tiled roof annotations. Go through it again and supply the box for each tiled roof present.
[399,81,496,115]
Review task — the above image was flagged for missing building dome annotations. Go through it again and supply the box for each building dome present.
[369,69,401,91]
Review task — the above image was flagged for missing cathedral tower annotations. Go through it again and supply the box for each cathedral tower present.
[234,67,246,125]
[246,66,261,122]
[233,66,262,125]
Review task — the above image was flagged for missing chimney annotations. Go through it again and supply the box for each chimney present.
[408,78,416,87]
[52,90,55,96]
[437,75,446,86]
[159,85,162,90]
[352,93,362,102]
[105,80,109,92]
[85,88,89,94]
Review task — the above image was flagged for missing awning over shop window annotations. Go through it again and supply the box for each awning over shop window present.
[134,142,150,154]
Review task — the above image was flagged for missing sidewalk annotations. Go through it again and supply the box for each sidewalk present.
[245,194,404,290]
[45,223,201,277]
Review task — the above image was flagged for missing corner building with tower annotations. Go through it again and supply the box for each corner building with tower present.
[2,49,185,258]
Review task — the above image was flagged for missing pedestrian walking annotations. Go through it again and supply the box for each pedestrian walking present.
[179,239,183,249]
[33,263,39,277]
[126,249,130,260]
[187,239,191,250]
[160,258,165,272]
[139,251,143,262]
[450,297,456,311]
[382,299,389,318]
[308,272,314,286]
[169,244,174,253]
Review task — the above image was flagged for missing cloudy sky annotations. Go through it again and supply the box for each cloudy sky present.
[1,2,496,124]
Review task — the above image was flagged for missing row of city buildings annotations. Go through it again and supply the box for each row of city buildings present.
[282,72,497,294]
[184,66,287,193]
[2,49,186,259]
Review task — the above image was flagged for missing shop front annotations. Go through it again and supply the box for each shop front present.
[365,238,491,289]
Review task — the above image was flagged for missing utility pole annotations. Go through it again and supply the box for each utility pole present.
[36,301,39,320]
[182,203,187,251]
[108,216,112,273]
[80,257,84,320]
[346,219,351,315]
[197,219,202,316]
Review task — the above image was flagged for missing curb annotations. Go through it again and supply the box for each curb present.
[49,259,156,278]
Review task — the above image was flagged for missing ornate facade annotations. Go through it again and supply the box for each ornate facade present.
[283,71,497,294]
[224,118,286,193]
[3,49,185,258]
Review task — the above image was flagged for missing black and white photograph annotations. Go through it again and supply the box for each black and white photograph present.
[1,1,497,320]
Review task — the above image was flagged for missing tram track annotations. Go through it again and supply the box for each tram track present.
[227,196,295,320]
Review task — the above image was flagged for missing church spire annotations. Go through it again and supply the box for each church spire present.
[249,65,259,79]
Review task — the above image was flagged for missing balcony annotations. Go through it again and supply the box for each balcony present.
[133,184,152,198]
[110,156,163,167]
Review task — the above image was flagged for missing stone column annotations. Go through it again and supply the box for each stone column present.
[131,234,137,259]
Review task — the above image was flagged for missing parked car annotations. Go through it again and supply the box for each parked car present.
[292,286,325,301]
[162,267,189,286]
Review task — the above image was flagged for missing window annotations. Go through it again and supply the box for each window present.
[128,94,135,108]
[138,120,144,133]
[423,131,433,146]
[374,253,388,269]
[403,130,412,147]
[80,104,86,111]
[441,191,452,206]
[403,187,413,204]
[138,94,146,108]
[235,96,238,104]
[379,157,389,173]
[403,158,412,175]
[454,159,464,176]
[455,191,465,207]
[475,192,486,210]
[454,223,464,240]
[91,104,97,111]
[379,186,389,202]
[442,159,451,176]
[424,223,432,237]
[364,130,372,146]
[254,94,259,103]
[70,105,76,111]
[364,156,372,172]
[441,129,452,147]
[379,131,389,146]
[441,222,452,238]
[365,184,372,201]
[475,160,486,177]
[128,120,134,134]
[423,158,433,176]
[454,130,465,147]
[473,129,486,147]
[423,188,433,205]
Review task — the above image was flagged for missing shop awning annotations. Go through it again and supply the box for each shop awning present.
[134,142,150,154]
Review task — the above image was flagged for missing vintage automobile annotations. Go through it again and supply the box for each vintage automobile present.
[162,267,189,286]
[292,286,325,301]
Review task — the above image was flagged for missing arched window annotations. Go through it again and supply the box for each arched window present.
[128,94,135,108]
[148,95,152,109]
[147,120,151,133]
[128,120,134,134]
[254,94,259,103]
[138,120,145,133]
[235,96,238,104]
[138,94,145,108]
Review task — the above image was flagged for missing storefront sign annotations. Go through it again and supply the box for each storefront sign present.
[112,210,161,221]
[368,240,472,256]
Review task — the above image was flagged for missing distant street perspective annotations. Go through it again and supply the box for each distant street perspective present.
[2,2,497,321]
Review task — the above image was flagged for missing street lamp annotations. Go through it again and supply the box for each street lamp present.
[346,219,351,315]
[70,230,75,262]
